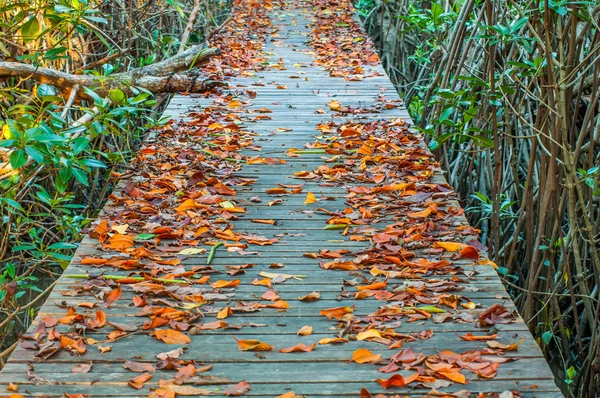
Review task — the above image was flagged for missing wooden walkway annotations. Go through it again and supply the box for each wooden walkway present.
[0,0,562,397]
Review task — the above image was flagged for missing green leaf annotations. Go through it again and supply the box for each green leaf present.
[2,198,24,211]
[135,233,156,241]
[541,331,552,345]
[48,252,73,261]
[80,158,107,168]
[25,145,45,164]
[10,149,27,169]
[71,136,90,155]
[71,168,89,186]
[21,16,40,42]
[48,242,79,250]
[496,266,508,275]
[108,88,126,104]
[5,263,15,279]
[12,244,36,252]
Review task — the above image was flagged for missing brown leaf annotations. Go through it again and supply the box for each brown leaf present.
[122,360,155,373]
[164,385,214,396]
[71,361,92,373]
[128,373,152,389]
[266,188,289,195]
[486,336,526,351]
[457,332,498,341]
[298,291,320,301]
[224,381,251,396]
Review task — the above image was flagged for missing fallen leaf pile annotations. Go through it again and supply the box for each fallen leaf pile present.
[304,0,381,80]
[204,0,278,78]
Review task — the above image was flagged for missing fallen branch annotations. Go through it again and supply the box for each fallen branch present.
[0,46,222,99]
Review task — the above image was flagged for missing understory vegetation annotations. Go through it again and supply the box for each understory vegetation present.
[357,0,600,396]
[0,0,229,365]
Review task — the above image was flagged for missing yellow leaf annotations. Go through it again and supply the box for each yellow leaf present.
[305,192,317,204]
[328,100,341,111]
[432,241,466,252]
[357,329,382,341]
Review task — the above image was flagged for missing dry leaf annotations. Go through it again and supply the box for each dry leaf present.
[297,325,313,336]
[152,329,191,344]
[351,348,381,364]
[234,338,274,351]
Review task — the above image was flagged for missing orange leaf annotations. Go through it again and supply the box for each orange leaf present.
[60,336,86,354]
[436,370,466,384]
[266,300,290,309]
[87,310,106,328]
[351,348,381,364]
[356,281,387,291]
[81,257,108,265]
[152,329,191,344]
[459,245,479,259]
[102,285,122,307]
[217,307,232,319]
[457,333,498,341]
[376,374,406,388]
[432,241,465,252]
[251,219,276,225]
[175,199,199,213]
[319,306,353,320]
[108,234,134,250]
[279,343,316,353]
[211,279,240,289]
[128,373,152,390]
[266,188,289,195]
[251,278,272,288]
[277,393,296,398]
[234,338,274,351]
